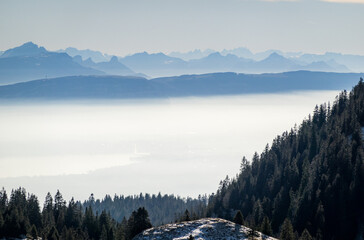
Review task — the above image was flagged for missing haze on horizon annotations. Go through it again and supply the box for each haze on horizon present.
[1,0,364,56]
[0,91,340,201]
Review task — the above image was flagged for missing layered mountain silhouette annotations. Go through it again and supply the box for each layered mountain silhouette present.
[0,75,165,99]
[0,71,362,99]
[0,42,103,84]
[117,51,351,77]
[59,47,111,63]
[119,52,188,77]
[73,55,137,76]
[1,42,362,84]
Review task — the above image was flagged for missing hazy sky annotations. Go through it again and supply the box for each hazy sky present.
[1,0,364,56]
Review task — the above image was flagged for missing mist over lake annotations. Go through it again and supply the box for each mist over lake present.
[0,91,339,201]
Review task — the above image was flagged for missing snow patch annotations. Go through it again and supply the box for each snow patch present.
[134,218,277,240]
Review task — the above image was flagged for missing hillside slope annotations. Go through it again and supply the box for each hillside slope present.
[134,218,277,240]
[207,79,364,239]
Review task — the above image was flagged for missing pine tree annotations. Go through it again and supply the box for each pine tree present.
[100,226,108,240]
[280,218,295,240]
[299,229,312,240]
[47,226,60,240]
[30,224,38,239]
[233,210,244,225]
[260,216,272,236]
[182,209,191,221]
[43,192,55,229]
[127,207,152,239]
[27,194,42,230]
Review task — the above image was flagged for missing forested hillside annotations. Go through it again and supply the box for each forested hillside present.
[0,188,204,239]
[207,79,364,240]
[82,193,207,226]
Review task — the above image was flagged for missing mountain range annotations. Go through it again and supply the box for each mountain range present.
[118,51,350,77]
[57,45,363,77]
[0,42,103,85]
[0,42,142,85]
[1,42,363,84]
[0,71,362,99]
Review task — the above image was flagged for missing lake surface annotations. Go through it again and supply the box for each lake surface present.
[0,91,340,202]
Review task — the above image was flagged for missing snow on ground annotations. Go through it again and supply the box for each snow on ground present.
[133,218,277,240]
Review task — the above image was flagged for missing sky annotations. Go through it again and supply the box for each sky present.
[1,0,364,57]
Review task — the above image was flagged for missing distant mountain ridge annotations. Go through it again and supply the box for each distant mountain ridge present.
[0,42,48,58]
[118,51,352,77]
[58,47,112,63]
[73,55,137,76]
[0,71,362,99]
[0,42,103,84]
[2,42,364,83]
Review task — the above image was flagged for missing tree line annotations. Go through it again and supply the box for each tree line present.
[0,188,153,239]
[82,192,207,226]
[206,79,364,240]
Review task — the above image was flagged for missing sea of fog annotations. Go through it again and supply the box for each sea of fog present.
[0,91,340,202]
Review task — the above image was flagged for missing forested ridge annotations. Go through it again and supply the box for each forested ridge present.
[0,188,204,239]
[206,79,364,239]
[82,192,207,226]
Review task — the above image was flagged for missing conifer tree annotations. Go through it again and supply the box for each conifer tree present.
[233,210,244,225]
[127,207,152,239]
[30,224,38,239]
[280,218,295,240]
[47,226,60,240]
[182,209,191,221]
[260,216,272,236]
[299,229,312,240]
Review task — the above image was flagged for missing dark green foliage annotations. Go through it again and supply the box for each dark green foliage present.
[83,192,207,226]
[181,209,191,222]
[260,216,272,236]
[233,210,244,225]
[206,79,364,240]
[280,218,295,240]
[127,207,152,239]
[47,225,60,240]
[30,224,38,239]
[299,228,313,240]
[0,188,156,240]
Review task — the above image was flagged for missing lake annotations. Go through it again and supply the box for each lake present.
[0,91,340,202]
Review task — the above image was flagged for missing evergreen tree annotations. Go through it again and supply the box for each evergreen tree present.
[260,216,272,236]
[47,225,60,240]
[30,224,38,239]
[299,229,313,240]
[43,192,55,229]
[127,207,152,239]
[280,218,295,240]
[27,194,42,230]
[182,209,191,221]
[233,210,244,225]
